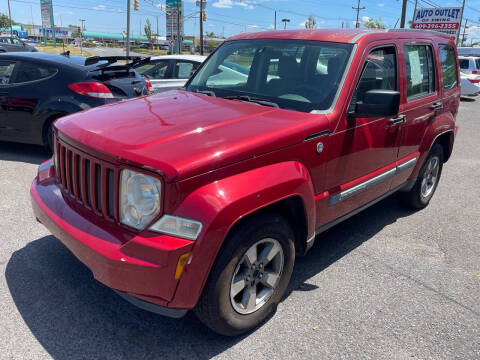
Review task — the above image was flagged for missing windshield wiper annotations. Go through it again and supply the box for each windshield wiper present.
[194,89,216,97]
[223,95,279,108]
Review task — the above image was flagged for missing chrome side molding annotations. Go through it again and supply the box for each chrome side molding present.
[329,157,417,206]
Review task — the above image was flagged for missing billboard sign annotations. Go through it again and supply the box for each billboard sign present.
[412,7,463,40]
[40,0,54,28]
[166,0,183,51]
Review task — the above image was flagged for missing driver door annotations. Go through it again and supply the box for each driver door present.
[319,44,402,225]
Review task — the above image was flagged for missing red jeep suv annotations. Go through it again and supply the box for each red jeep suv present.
[31,29,459,336]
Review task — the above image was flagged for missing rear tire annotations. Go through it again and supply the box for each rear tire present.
[194,214,295,336]
[402,144,443,209]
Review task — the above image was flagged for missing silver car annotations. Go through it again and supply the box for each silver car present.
[133,54,206,92]
[0,36,38,53]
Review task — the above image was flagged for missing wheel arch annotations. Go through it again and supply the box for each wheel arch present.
[431,130,455,163]
[168,161,316,309]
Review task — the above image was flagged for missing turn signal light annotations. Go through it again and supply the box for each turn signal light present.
[175,253,191,280]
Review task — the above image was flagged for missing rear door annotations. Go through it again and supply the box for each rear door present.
[390,41,438,189]
[172,59,201,85]
[134,59,174,92]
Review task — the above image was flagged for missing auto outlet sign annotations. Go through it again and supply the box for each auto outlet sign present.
[412,7,463,40]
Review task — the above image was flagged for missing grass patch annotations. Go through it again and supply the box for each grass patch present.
[36,45,92,57]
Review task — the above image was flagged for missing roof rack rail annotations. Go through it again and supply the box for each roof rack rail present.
[387,28,449,37]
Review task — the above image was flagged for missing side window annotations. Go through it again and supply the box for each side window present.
[135,60,170,80]
[439,45,458,90]
[0,62,16,85]
[404,44,436,98]
[13,62,57,83]
[354,46,397,102]
[459,59,469,69]
[174,61,197,79]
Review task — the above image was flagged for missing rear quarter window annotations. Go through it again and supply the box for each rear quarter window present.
[14,62,58,83]
[0,62,16,84]
[439,45,458,90]
[459,59,469,69]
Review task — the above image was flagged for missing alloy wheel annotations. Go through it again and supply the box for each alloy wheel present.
[421,156,440,198]
[230,238,284,315]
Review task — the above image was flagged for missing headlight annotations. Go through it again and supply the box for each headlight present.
[119,169,162,230]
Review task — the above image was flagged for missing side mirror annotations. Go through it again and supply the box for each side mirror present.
[352,89,400,118]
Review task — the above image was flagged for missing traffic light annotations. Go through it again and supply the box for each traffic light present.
[134,0,139,11]
[77,26,81,33]
[203,11,207,22]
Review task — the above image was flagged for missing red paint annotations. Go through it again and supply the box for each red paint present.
[31,29,459,312]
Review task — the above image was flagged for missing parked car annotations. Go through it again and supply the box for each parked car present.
[32,29,459,336]
[0,35,38,52]
[458,55,480,75]
[460,70,480,96]
[0,52,151,149]
[133,54,206,92]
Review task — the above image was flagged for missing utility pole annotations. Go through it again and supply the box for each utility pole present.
[156,15,159,49]
[412,0,418,25]
[79,19,85,56]
[456,0,466,46]
[352,0,365,28]
[126,0,131,57]
[400,0,407,28]
[461,18,468,47]
[199,0,204,55]
[7,0,13,37]
[177,0,181,54]
[274,10,277,30]
[282,18,290,29]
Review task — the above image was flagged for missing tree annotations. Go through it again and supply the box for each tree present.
[305,15,317,29]
[144,18,153,43]
[206,31,216,38]
[364,17,385,29]
[0,12,17,28]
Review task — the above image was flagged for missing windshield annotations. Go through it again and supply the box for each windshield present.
[186,39,353,113]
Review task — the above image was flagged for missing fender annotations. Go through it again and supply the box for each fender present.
[168,161,316,309]
[409,110,456,179]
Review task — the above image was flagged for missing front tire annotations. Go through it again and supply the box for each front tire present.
[402,144,444,209]
[194,214,295,336]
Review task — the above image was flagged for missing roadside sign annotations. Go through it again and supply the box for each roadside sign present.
[412,7,463,41]
[40,0,54,28]
[168,39,174,46]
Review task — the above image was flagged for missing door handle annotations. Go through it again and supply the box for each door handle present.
[430,102,443,110]
[388,114,406,126]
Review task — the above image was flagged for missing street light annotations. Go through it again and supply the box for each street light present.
[282,18,290,30]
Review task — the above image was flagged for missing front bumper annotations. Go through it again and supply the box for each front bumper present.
[31,161,194,313]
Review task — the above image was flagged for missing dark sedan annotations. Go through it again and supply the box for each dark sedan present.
[0,36,38,52]
[0,52,151,149]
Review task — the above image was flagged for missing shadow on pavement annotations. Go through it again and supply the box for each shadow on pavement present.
[6,194,415,359]
[0,141,50,165]
[460,97,476,102]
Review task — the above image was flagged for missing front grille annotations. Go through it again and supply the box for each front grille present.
[55,137,119,221]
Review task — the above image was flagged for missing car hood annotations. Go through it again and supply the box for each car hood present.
[55,90,328,182]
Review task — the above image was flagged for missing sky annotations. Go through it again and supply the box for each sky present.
[2,0,480,42]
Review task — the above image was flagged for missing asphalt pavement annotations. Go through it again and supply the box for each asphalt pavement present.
[0,98,479,359]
